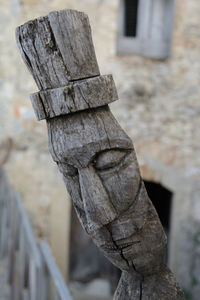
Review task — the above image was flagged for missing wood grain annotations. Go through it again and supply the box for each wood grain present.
[30,75,118,120]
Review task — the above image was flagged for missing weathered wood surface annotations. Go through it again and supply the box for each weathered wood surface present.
[0,169,72,300]
[30,75,118,120]
[48,10,100,80]
[16,9,99,90]
[16,9,185,300]
[115,266,185,300]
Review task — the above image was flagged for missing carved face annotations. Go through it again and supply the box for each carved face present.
[48,106,166,275]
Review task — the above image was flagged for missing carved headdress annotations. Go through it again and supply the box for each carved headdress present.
[16,10,117,121]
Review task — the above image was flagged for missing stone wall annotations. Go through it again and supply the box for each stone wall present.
[0,0,200,297]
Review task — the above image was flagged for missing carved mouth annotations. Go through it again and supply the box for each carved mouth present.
[102,241,140,253]
[118,241,141,253]
[118,242,137,250]
[102,244,118,252]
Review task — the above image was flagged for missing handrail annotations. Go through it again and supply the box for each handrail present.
[40,241,72,300]
[0,168,72,300]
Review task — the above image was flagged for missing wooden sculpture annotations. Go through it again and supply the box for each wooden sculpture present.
[16,9,185,299]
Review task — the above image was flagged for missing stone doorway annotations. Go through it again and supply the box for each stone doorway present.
[144,180,173,259]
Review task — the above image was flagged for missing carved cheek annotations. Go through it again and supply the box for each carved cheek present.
[62,175,90,232]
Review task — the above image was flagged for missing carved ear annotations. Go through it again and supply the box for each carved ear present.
[57,162,78,177]
[73,204,89,234]
[61,172,85,214]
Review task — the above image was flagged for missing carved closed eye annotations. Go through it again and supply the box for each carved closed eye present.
[94,150,128,171]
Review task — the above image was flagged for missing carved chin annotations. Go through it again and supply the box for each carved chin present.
[99,240,164,276]
[100,247,130,271]
[122,243,166,276]
[99,242,141,272]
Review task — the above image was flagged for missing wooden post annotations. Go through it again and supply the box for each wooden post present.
[16,9,185,299]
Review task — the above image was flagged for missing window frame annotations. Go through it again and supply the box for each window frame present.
[117,0,175,59]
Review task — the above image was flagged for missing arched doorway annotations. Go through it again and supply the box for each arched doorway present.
[144,180,173,260]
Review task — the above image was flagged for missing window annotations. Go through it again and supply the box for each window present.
[117,0,175,59]
[124,0,139,37]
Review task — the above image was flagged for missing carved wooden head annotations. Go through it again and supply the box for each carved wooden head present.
[16,9,166,277]
[16,10,186,299]
[47,105,166,275]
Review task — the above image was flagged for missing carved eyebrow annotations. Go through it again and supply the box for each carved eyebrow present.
[94,149,130,170]
[55,138,133,168]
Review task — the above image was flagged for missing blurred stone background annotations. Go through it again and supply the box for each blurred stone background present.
[0,0,200,299]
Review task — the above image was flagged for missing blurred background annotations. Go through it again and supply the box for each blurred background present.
[0,0,200,299]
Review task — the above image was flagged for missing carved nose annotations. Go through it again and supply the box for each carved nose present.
[78,165,118,231]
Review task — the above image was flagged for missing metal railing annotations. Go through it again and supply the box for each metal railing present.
[0,169,72,300]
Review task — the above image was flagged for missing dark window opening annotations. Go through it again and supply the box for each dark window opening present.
[124,0,139,37]
[144,180,173,260]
